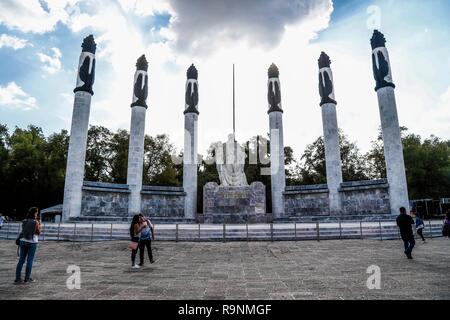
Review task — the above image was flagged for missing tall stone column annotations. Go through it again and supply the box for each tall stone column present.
[62,35,96,221]
[127,55,149,216]
[183,64,199,220]
[267,63,286,219]
[318,52,343,214]
[371,30,409,214]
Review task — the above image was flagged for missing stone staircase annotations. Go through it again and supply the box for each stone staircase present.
[274,214,398,223]
[0,220,444,242]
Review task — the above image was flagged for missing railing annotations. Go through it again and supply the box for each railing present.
[0,221,445,242]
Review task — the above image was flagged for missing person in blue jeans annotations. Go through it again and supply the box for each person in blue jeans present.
[15,207,41,284]
[412,210,426,242]
[138,214,154,266]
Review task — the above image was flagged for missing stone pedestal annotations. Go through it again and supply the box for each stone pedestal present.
[127,105,146,215]
[321,103,343,213]
[203,181,267,223]
[269,111,286,219]
[377,86,409,213]
[183,113,198,220]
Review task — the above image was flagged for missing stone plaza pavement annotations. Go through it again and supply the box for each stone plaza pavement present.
[0,238,449,300]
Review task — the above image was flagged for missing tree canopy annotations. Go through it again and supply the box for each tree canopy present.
[0,122,448,219]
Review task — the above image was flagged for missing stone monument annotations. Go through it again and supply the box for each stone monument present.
[58,31,407,224]
[127,55,148,215]
[62,35,96,221]
[318,52,343,214]
[203,136,266,223]
[203,66,267,223]
[267,63,286,220]
[371,30,409,214]
[215,134,248,187]
[183,64,199,221]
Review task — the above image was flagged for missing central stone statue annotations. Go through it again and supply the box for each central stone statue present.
[215,134,248,187]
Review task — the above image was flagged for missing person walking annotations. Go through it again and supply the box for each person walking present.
[138,214,154,266]
[15,207,41,284]
[396,207,415,259]
[129,214,144,269]
[443,210,450,239]
[412,210,426,242]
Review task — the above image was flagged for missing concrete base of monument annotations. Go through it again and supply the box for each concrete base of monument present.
[203,212,272,224]
[69,216,197,224]
[203,181,267,224]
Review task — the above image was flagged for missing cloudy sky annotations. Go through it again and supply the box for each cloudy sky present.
[0,0,449,159]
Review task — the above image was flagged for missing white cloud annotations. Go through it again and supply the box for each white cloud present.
[117,0,171,16]
[0,34,31,50]
[37,47,62,75]
[0,0,80,34]
[0,82,38,111]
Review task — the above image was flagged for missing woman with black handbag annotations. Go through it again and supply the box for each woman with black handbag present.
[15,207,41,284]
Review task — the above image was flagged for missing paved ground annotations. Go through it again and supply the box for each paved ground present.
[0,238,449,300]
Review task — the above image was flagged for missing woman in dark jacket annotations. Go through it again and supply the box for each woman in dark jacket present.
[15,207,41,284]
[129,215,144,269]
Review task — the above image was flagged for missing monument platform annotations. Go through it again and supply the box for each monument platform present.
[203,181,268,223]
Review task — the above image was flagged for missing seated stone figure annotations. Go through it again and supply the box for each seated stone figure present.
[215,134,248,187]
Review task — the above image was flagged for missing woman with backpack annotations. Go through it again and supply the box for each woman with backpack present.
[413,211,426,242]
[138,214,154,266]
[15,207,41,284]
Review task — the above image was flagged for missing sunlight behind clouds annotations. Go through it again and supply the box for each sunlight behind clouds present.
[43,0,336,157]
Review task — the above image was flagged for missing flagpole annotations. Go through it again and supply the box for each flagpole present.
[233,63,236,142]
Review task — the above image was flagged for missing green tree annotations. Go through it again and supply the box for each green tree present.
[365,127,450,199]
[85,125,113,181]
[143,134,180,186]
[42,130,69,208]
[294,131,369,185]
[6,125,47,216]
[403,134,450,199]
[0,124,10,214]
[108,129,129,183]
